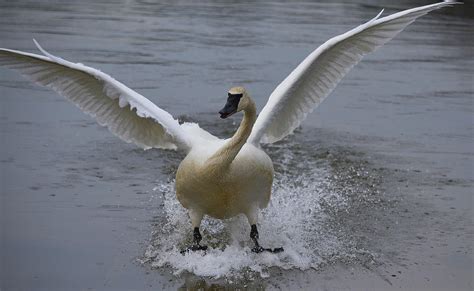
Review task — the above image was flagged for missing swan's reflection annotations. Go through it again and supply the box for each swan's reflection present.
[178,275,265,291]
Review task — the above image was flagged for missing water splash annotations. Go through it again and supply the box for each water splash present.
[142,142,378,279]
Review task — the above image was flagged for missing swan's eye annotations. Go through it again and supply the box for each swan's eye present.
[228,93,243,99]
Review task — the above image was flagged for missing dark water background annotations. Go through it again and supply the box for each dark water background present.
[1,0,472,290]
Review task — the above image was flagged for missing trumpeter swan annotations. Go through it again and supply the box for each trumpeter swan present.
[0,2,458,253]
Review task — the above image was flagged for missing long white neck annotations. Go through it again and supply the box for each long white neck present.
[204,99,256,173]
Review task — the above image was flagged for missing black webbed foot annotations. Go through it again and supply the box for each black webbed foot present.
[251,246,284,253]
[183,244,208,252]
[250,224,284,254]
[180,227,208,254]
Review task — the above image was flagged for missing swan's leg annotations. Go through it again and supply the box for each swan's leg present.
[181,209,207,253]
[246,208,284,254]
[249,224,264,253]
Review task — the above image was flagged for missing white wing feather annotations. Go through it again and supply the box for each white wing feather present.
[0,41,217,151]
[248,1,458,145]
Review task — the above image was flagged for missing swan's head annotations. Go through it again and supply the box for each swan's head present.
[219,86,250,119]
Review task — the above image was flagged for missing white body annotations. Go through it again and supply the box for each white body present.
[176,142,273,222]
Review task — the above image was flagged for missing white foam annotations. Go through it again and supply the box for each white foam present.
[144,153,354,279]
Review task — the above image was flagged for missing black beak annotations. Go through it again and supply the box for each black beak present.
[219,93,242,119]
[219,105,236,119]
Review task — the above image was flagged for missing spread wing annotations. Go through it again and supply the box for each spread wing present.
[248,1,459,145]
[0,40,218,151]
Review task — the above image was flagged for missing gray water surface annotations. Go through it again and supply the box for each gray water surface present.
[1,0,472,290]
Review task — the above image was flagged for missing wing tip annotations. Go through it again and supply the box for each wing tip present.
[32,38,64,63]
[376,9,385,19]
[33,38,49,57]
[365,9,384,26]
